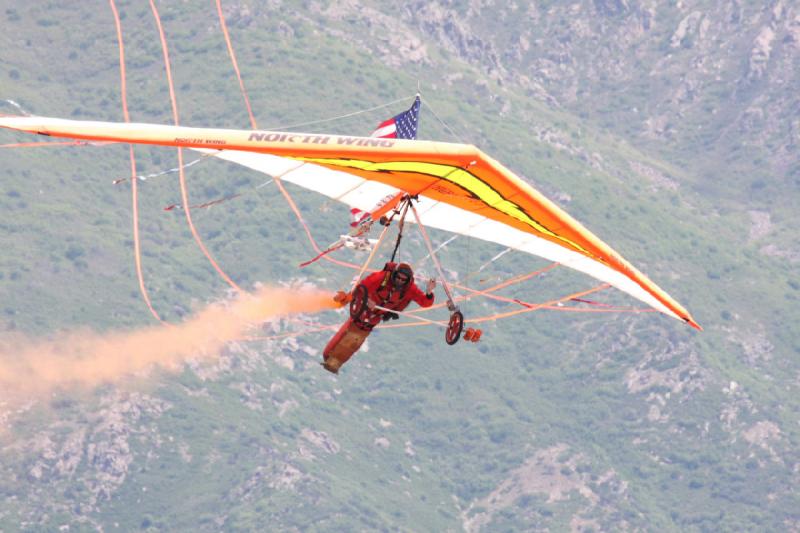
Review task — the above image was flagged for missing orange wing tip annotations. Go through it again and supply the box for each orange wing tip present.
[685,316,702,331]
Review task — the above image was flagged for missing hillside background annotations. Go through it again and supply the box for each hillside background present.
[1,0,798,531]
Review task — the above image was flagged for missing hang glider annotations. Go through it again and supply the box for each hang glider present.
[0,115,700,329]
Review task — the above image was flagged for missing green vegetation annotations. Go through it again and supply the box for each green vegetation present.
[0,1,797,531]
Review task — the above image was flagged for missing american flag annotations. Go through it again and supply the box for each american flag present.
[370,95,420,140]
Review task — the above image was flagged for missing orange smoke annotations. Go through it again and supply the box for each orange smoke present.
[0,286,339,399]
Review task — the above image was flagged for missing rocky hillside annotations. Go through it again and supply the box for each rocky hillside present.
[1,1,798,531]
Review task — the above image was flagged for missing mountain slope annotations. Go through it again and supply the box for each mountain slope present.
[1,1,798,531]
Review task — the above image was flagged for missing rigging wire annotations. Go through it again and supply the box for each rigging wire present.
[380,284,612,329]
[415,234,459,267]
[419,94,468,144]
[163,193,241,212]
[1,99,29,116]
[349,222,393,291]
[466,247,513,280]
[245,283,650,341]
[267,96,415,132]
[468,284,611,324]
[1,140,113,149]
[408,263,560,315]
[112,152,213,185]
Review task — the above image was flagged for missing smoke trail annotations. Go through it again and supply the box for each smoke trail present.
[0,286,339,399]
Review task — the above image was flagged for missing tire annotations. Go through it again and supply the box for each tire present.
[445,310,464,345]
[349,284,369,320]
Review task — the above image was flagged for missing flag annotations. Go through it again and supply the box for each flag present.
[349,207,369,227]
[370,95,420,140]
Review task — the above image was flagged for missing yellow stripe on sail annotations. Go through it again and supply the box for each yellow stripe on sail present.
[296,156,593,257]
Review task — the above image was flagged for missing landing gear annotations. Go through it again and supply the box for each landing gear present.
[345,196,485,348]
[445,310,464,345]
[349,284,369,320]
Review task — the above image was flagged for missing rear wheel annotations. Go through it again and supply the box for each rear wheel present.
[349,284,369,320]
[445,310,464,345]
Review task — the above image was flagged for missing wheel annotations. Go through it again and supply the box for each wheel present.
[445,310,464,345]
[349,284,369,320]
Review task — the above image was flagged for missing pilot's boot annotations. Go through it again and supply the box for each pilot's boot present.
[322,318,370,374]
[321,358,342,374]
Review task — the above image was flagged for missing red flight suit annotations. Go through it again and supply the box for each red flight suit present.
[322,263,434,372]
[354,265,434,329]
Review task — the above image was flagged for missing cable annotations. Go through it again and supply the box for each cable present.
[1,141,113,149]
[419,94,468,144]
[1,99,29,116]
[267,96,415,132]
[405,263,559,315]
[408,201,457,309]
[112,152,213,185]
[348,221,393,291]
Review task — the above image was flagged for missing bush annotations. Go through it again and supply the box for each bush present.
[65,244,85,261]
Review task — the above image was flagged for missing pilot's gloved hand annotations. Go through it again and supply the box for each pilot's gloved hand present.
[425,278,437,295]
[382,311,400,322]
[333,290,349,305]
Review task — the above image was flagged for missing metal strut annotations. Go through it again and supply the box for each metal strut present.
[346,196,410,292]
[349,218,393,292]
[408,200,465,345]
[408,201,456,311]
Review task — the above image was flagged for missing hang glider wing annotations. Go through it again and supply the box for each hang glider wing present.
[0,115,699,329]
